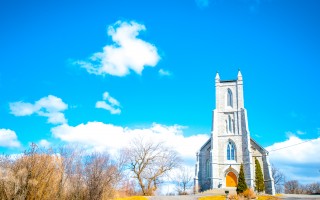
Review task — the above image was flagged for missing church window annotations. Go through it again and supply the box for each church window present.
[228,115,232,133]
[206,159,210,178]
[227,89,233,107]
[227,142,235,160]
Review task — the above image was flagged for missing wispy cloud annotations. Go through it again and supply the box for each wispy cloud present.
[267,135,320,184]
[51,122,209,161]
[285,130,306,137]
[9,95,68,124]
[195,0,210,8]
[95,92,121,114]
[38,139,51,148]
[0,129,21,148]
[158,69,172,77]
[75,20,160,77]
[296,130,306,135]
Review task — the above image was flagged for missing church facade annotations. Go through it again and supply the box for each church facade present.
[195,71,275,195]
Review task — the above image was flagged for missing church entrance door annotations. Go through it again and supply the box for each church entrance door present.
[226,172,237,187]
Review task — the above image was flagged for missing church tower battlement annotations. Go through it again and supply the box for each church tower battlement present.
[195,71,275,195]
[213,70,245,136]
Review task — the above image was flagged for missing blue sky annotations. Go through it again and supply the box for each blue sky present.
[1,0,320,184]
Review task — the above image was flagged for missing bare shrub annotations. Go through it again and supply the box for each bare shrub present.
[271,164,286,193]
[173,166,193,195]
[0,143,125,200]
[243,188,256,199]
[0,143,61,200]
[284,180,300,194]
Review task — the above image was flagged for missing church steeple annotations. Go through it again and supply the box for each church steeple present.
[237,69,242,81]
[215,72,220,83]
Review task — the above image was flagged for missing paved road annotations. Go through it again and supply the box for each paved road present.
[148,194,320,200]
[280,194,320,200]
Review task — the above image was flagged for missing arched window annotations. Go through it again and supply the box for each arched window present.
[227,89,233,107]
[206,159,210,178]
[227,142,235,160]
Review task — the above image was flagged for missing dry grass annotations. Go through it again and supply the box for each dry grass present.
[257,196,280,200]
[243,188,256,199]
[114,196,148,200]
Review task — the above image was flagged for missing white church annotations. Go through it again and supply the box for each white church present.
[195,71,275,194]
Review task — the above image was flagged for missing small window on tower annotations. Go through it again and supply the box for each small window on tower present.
[227,89,233,108]
[227,142,236,160]
[228,115,232,133]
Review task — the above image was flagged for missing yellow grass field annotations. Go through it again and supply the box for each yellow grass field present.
[196,196,226,200]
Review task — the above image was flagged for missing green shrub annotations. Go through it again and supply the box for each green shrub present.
[255,158,265,192]
[237,163,248,194]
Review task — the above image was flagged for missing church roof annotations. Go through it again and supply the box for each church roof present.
[220,79,237,83]
[199,137,211,151]
[250,137,269,154]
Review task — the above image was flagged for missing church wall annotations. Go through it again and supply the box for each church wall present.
[240,109,254,188]
[198,140,211,191]
[217,135,243,187]
[262,155,276,195]
[216,82,238,112]
[251,140,265,182]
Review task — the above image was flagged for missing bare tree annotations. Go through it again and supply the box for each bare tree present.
[285,180,300,194]
[173,166,193,195]
[55,145,85,200]
[271,164,286,193]
[84,152,122,200]
[126,137,181,196]
[305,182,320,194]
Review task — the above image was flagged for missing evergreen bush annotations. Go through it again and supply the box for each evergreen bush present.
[236,163,248,194]
[255,158,265,192]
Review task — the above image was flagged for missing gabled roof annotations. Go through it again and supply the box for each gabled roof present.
[199,137,211,151]
[250,137,269,154]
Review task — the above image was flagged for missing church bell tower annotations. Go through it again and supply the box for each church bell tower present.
[210,70,254,189]
[195,71,275,194]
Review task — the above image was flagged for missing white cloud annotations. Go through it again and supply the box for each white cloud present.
[159,69,172,76]
[95,92,121,114]
[0,129,21,148]
[9,95,68,124]
[51,122,209,161]
[76,20,160,77]
[39,139,51,148]
[196,0,209,8]
[266,135,320,184]
[296,130,306,135]
[9,102,35,116]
